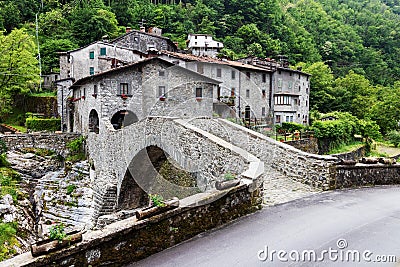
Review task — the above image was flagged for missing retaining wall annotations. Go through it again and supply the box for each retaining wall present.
[3,180,262,267]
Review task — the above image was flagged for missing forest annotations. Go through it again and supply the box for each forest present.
[0,0,400,136]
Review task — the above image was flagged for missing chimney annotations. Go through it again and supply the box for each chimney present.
[140,26,146,32]
[126,27,131,33]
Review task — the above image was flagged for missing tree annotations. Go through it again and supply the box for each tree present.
[0,29,39,119]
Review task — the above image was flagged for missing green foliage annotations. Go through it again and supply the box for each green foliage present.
[0,28,39,119]
[387,131,400,148]
[0,140,6,154]
[26,118,61,132]
[0,221,18,261]
[224,172,236,181]
[0,154,9,168]
[66,136,86,162]
[66,184,76,195]
[277,122,305,133]
[49,223,66,242]
[0,167,21,202]
[149,194,165,207]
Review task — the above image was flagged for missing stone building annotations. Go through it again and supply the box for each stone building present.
[237,57,311,125]
[159,51,276,124]
[111,27,177,54]
[42,72,60,90]
[67,57,219,134]
[187,34,224,58]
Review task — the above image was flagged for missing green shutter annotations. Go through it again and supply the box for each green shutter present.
[90,67,94,75]
[89,51,94,59]
[100,47,106,56]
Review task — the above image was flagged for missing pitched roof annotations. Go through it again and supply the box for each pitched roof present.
[70,57,221,88]
[160,51,272,72]
[110,29,177,50]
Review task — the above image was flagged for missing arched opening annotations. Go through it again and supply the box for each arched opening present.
[117,146,199,210]
[89,109,99,133]
[110,110,138,130]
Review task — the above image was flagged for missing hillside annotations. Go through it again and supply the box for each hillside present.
[0,0,400,134]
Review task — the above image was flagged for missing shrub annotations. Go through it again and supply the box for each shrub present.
[224,172,236,180]
[66,184,76,195]
[280,122,305,132]
[49,223,66,242]
[67,136,85,154]
[0,222,18,261]
[149,194,165,207]
[26,118,61,132]
[387,131,400,147]
[0,154,9,168]
[0,139,7,154]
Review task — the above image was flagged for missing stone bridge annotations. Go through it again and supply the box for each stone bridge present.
[86,115,349,222]
[0,133,80,157]
[87,116,265,220]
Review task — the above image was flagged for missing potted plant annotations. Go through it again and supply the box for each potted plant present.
[121,94,128,100]
[196,97,202,102]
[135,195,179,220]
[159,95,166,101]
[215,172,240,190]
[30,223,82,257]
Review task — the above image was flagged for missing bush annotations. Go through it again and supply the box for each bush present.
[67,136,85,154]
[0,222,18,261]
[387,131,400,147]
[66,184,76,195]
[0,154,9,168]
[279,122,305,132]
[26,118,61,132]
[49,223,66,242]
[0,140,6,154]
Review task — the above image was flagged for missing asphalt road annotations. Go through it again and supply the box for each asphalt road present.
[130,186,400,267]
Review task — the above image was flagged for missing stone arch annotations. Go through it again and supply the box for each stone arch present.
[110,110,138,130]
[117,145,199,210]
[89,109,99,134]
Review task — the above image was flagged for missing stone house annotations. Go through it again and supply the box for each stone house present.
[159,51,276,123]
[187,34,224,58]
[42,72,60,90]
[67,58,219,134]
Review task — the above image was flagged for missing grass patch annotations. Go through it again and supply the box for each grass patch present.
[328,142,364,154]
[66,184,76,195]
[29,91,57,97]
[0,221,19,261]
[0,167,21,202]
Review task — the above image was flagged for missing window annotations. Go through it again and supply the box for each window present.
[306,88,309,94]
[158,86,166,97]
[196,87,203,98]
[306,76,309,81]
[299,74,301,79]
[100,47,106,56]
[90,67,94,75]
[278,70,281,75]
[299,86,301,91]
[262,73,267,83]
[94,84,98,95]
[89,51,94,59]
[246,89,250,98]
[216,68,222,78]
[306,100,308,107]
[262,89,266,98]
[288,81,293,91]
[262,107,266,116]
[159,70,165,77]
[298,113,300,118]
[274,95,291,105]
[276,115,281,123]
[231,70,236,80]
[83,88,86,97]
[277,78,283,88]
[246,72,251,79]
[119,83,129,95]
[231,87,235,97]
[298,100,301,106]
[290,72,292,76]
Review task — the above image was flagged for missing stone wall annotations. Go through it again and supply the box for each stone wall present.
[331,145,366,161]
[333,164,400,188]
[190,118,338,190]
[284,138,319,154]
[0,133,80,156]
[4,181,262,267]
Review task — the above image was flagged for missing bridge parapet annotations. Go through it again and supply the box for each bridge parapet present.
[189,118,339,190]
